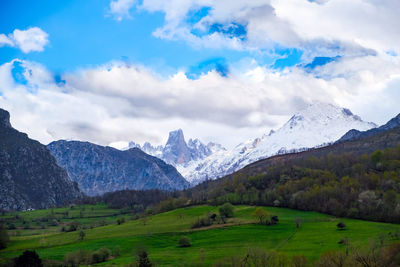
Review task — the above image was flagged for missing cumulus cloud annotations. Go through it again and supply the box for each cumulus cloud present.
[1,53,399,149]
[136,0,400,61]
[108,0,136,21]
[0,27,49,53]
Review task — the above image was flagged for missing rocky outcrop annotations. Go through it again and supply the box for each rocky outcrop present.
[0,108,82,211]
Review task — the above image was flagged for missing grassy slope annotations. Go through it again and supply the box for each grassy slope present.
[1,205,399,266]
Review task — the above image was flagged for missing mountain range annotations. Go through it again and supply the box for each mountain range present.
[0,108,82,211]
[1,102,399,210]
[48,140,189,196]
[128,102,377,184]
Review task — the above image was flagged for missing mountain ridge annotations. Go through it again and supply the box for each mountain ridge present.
[338,113,400,142]
[125,102,376,185]
[48,140,189,196]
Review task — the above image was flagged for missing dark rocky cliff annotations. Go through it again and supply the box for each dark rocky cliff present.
[0,108,82,211]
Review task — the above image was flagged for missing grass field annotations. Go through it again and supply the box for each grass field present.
[1,204,399,266]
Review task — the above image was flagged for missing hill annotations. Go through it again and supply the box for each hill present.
[184,124,400,224]
[0,108,82,211]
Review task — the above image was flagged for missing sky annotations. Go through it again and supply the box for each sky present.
[0,0,399,149]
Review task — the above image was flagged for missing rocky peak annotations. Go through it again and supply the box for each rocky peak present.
[128,141,140,149]
[162,129,191,165]
[0,108,11,128]
[188,138,212,161]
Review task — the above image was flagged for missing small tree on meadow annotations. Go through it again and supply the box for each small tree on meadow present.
[136,250,152,267]
[253,207,269,224]
[219,203,235,218]
[78,230,86,241]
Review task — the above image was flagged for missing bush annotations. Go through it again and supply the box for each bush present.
[219,203,235,218]
[117,217,126,225]
[267,215,279,226]
[191,216,212,229]
[66,221,80,232]
[64,247,111,266]
[178,236,191,247]
[91,251,103,264]
[96,247,111,262]
[337,222,347,230]
[64,250,88,266]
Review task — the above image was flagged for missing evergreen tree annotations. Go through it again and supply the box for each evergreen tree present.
[137,250,152,267]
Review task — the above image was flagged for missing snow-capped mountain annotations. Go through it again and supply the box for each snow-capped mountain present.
[127,129,225,166]
[179,102,377,184]
[128,102,376,185]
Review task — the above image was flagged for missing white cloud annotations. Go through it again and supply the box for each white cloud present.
[108,0,136,21]
[0,27,49,53]
[0,34,14,47]
[0,54,399,149]
[137,0,400,60]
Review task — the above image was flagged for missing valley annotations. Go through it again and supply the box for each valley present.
[1,205,399,266]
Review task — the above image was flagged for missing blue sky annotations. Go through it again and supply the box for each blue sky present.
[0,0,297,77]
[0,0,399,148]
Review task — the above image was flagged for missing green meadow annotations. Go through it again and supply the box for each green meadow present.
[1,204,399,266]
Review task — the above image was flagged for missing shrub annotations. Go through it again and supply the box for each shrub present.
[96,247,111,262]
[219,203,235,218]
[64,250,88,266]
[117,217,126,225]
[191,216,212,229]
[64,247,111,266]
[337,222,347,230]
[91,251,103,264]
[178,236,191,247]
[267,215,279,226]
[66,221,80,232]
[210,213,217,221]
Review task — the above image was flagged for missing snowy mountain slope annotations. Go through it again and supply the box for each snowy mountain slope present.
[178,102,377,184]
